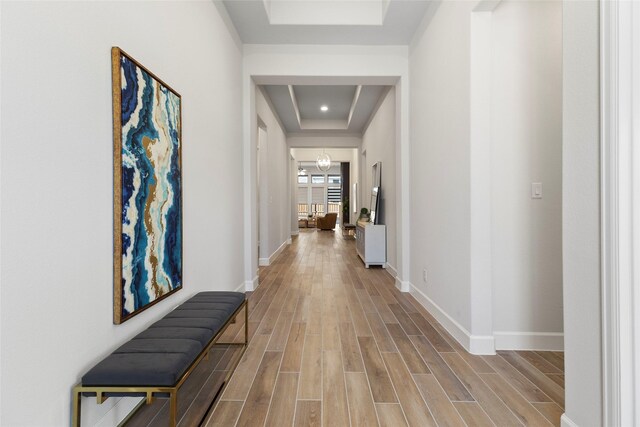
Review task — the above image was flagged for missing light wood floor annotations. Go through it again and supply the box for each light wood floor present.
[204,229,565,427]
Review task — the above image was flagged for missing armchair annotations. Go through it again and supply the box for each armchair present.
[316,213,338,230]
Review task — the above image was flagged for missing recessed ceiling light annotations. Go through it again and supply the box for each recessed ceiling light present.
[320,105,329,112]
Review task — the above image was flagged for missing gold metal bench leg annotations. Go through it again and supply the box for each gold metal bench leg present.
[244,301,249,345]
[169,390,178,427]
[72,389,81,427]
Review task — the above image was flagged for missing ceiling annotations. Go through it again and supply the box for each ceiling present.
[221,0,435,45]
[261,84,389,135]
[220,1,422,137]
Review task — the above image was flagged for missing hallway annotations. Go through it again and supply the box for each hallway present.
[206,230,565,426]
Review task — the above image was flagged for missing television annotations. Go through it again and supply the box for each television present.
[369,162,381,225]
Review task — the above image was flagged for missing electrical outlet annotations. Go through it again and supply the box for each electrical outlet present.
[422,269,428,283]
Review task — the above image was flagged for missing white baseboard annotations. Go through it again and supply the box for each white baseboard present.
[234,281,246,292]
[384,264,411,292]
[82,396,143,427]
[409,282,473,351]
[409,282,561,353]
[560,414,579,427]
[409,282,495,355]
[395,278,411,293]
[259,240,288,267]
[291,230,299,236]
[271,240,288,262]
[243,275,258,292]
[386,263,398,277]
[494,331,564,351]
[469,335,496,355]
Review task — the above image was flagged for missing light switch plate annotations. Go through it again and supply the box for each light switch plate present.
[531,182,543,199]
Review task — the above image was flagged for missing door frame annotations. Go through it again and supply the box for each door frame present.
[601,1,640,424]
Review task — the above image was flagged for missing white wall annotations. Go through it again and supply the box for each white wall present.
[362,87,397,271]
[0,2,243,425]
[562,0,602,425]
[409,0,563,353]
[256,89,291,264]
[490,0,563,347]
[409,1,474,334]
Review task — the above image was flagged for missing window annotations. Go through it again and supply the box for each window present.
[328,175,341,185]
[297,187,309,219]
[311,175,325,184]
[327,186,341,215]
[311,187,325,215]
[327,186,341,203]
[297,175,309,184]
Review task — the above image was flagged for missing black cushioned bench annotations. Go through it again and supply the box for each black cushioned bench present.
[72,291,248,426]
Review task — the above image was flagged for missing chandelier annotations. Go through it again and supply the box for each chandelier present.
[316,150,332,172]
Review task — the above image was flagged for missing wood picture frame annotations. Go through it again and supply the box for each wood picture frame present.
[112,47,182,324]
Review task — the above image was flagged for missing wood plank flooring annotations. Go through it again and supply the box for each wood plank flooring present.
[200,230,565,427]
[117,229,558,426]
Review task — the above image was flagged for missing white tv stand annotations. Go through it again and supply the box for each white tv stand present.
[355,221,386,268]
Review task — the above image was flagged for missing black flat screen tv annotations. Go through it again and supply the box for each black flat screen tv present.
[370,162,381,225]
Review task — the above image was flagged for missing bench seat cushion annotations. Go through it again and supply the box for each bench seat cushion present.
[134,327,213,347]
[164,309,229,319]
[149,317,224,333]
[81,291,245,387]
[82,353,195,386]
[114,339,202,359]
[191,291,245,300]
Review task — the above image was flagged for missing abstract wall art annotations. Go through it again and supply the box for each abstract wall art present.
[112,47,182,324]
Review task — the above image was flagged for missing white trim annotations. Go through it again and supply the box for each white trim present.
[409,282,495,355]
[409,282,470,349]
[386,263,398,277]
[396,81,412,304]
[362,85,392,135]
[271,239,288,262]
[601,4,620,424]
[385,263,410,292]
[234,281,246,293]
[257,86,287,135]
[395,278,410,293]
[244,276,259,292]
[291,229,299,236]
[494,332,564,351]
[469,8,494,344]
[469,335,495,356]
[84,396,143,427]
[259,239,288,267]
[347,85,362,127]
[560,414,579,427]
[601,1,639,425]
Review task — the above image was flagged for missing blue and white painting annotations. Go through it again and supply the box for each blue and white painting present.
[114,49,181,323]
